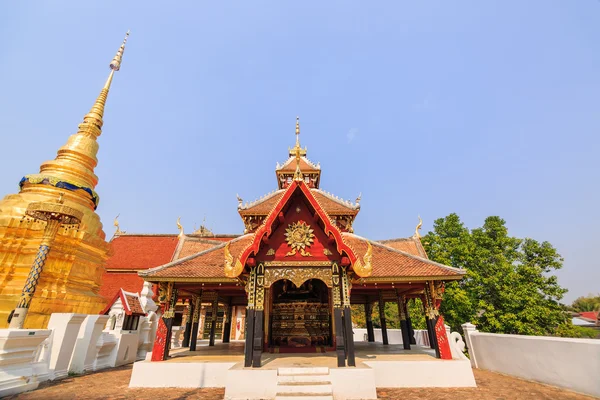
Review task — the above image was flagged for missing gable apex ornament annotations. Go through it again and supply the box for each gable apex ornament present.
[224,241,244,278]
[353,241,373,277]
[284,220,315,257]
[414,215,423,238]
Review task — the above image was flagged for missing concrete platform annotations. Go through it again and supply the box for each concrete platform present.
[129,341,476,398]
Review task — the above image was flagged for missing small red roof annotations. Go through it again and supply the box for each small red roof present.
[100,289,146,316]
[579,311,599,321]
[378,237,428,258]
[106,234,179,270]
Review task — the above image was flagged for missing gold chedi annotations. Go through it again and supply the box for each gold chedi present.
[0,32,129,328]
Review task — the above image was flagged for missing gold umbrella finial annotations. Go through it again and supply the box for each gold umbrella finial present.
[295,116,300,146]
[109,30,130,72]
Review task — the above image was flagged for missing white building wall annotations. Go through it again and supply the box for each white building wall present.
[463,323,600,398]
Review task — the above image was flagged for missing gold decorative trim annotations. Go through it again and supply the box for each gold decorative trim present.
[351,275,463,284]
[267,248,275,255]
[263,267,333,288]
[145,277,239,283]
[262,261,332,267]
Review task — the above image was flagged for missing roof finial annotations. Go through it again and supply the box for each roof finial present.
[293,142,304,181]
[295,116,300,147]
[415,215,423,238]
[356,192,362,206]
[177,216,184,238]
[114,214,124,235]
[289,116,307,157]
[109,30,129,72]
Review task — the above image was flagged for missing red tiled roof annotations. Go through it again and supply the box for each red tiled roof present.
[141,235,254,279]
[99,272,147,301]
[343,233,464,279]
[176,238,223,259]
[580,311,599,321]
[277,156,320,173]
[377,237,427,258]
[239,189,358,216]
[100,289,146,316]
[106,235,179,270]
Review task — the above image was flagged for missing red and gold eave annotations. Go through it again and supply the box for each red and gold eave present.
[234,179,360,277]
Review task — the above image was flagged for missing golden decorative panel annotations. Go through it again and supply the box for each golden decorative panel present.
[263,267,333,288]
[284,221,315,256]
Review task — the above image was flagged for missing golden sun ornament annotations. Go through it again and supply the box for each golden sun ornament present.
[284,221,315,257]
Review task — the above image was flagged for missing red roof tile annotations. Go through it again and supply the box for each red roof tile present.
[106,235,179,270]
[141,235,254,279]
[377,237,427,258]
[343,233,464,279]
[176,237,224,259]
[277,156,320,173]
[99,272,147,301]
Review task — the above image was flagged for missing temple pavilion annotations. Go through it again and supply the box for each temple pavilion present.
[135,118,465,367]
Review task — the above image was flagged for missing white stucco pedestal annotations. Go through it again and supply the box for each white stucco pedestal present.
[68,315,109,374]
[46,313,86,380]
[0,329,52,397]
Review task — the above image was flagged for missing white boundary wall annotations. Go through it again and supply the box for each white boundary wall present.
[462,323,600,398]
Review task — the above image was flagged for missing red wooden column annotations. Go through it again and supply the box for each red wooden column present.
[151,282,178,361]
[427,281,452,360]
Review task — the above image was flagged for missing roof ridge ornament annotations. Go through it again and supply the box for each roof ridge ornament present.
[177,216,184,238]
[414,215,423,238]
[114,214,124,235]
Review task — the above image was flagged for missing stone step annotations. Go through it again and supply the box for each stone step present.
[276,384,333,395]
[277,367,329,376]
[278,375,331,384]
[275,396,333,400]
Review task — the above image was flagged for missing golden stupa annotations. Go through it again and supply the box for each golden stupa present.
[0,32,130,328]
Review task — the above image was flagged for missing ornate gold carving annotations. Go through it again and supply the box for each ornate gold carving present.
[263,267,333,288]
[246,267,256,309]
[224,241,244,278]
[192,294,201,323]
[353,241,373,277]
[323,248,332,256]
[262,261,331,267]
[267,248,275,256]
[255,264,265,311]
[397,292,407,320]
[341,267,351,308]
[285,221,315,256]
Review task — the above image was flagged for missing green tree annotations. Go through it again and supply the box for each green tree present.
[571,294,600,312]
[423,214,569,336]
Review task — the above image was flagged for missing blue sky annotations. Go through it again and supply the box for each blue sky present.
[0,1,598,303]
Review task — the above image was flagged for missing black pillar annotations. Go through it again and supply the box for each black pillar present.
[378,291,389,345]
[190,294,201,351]
[222,301,233,343]
[342,307,356,366]
[334,307,345,367]
[244,267,257,368]
[163,286,179,360]
[182,300,193,347]
[365,301,375,342]
[406,299,416,345]
[209,298,218,347]
[397,293,411,350]
[252,264,265,368]
[244,307,255,367]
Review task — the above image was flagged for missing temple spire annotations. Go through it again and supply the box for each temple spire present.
[289,116,307,157]
[20,31,131,209]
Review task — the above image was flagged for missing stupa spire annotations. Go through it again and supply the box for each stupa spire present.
[20,31,130,210]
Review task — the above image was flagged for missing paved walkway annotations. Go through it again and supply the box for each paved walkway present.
[8,365,595,400]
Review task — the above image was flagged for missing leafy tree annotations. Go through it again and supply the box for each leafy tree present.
[571,294,600,312]
[423,214,569,336]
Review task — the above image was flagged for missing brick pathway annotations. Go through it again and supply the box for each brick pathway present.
[9,365,595,399]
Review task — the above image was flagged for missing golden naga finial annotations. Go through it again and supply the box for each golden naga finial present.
[224,242,244,278]
[356,192,362,205]
[114,214,124,235]
[177,216,184,238]
[353,241,373,278]
[415,215,423,238]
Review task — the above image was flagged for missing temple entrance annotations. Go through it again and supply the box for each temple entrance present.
[268,278,332,352]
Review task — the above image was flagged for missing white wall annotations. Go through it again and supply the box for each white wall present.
[353,328,430,346]
[463,323,600,398]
